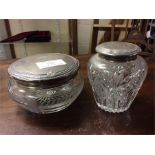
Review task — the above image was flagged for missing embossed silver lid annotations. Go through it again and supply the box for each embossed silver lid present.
[96,41,141,56]
[8,53,79,82]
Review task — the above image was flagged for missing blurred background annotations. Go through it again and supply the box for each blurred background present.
[0,19,154,59]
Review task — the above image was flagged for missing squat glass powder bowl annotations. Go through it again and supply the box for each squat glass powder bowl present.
[88,41,148,113]
[8,53,84,114]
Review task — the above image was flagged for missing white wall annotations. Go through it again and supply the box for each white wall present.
[77,19,93,54]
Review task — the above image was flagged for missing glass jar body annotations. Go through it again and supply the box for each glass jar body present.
[88,54,148,113]
[8,73,84,114]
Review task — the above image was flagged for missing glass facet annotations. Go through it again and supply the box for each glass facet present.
[8,53,84,114]
[88,42,148,113]
[8,73,84,114]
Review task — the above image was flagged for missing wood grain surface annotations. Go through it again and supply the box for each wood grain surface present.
[0,55,154,134]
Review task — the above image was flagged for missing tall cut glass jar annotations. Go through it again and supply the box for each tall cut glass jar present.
[88,41,148,113]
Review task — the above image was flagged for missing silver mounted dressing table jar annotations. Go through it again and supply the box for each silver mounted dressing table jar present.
[88,41,148,113]
[8,53,84,114]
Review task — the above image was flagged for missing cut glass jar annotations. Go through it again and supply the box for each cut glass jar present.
[88,41,148,113]
[8,53,84,114]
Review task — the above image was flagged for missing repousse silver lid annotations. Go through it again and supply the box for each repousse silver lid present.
[8,53,79,81]
[96,41,141,56]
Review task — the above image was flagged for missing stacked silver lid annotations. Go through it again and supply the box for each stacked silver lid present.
[8,53,79,81]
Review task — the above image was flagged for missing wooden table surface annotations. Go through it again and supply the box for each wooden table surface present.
[0,55,154,135]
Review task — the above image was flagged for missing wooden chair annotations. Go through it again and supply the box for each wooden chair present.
[91,19,133,53]
[91,19,149,53]
[123,20,149,49]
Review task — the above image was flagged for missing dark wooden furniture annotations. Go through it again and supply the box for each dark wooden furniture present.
[69,19,78,55]
[91,19,150,53]
[0,55,154,134]
[91,19,132,53]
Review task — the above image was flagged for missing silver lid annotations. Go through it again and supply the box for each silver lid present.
[8,53,79,81]
[96,41,141,56]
